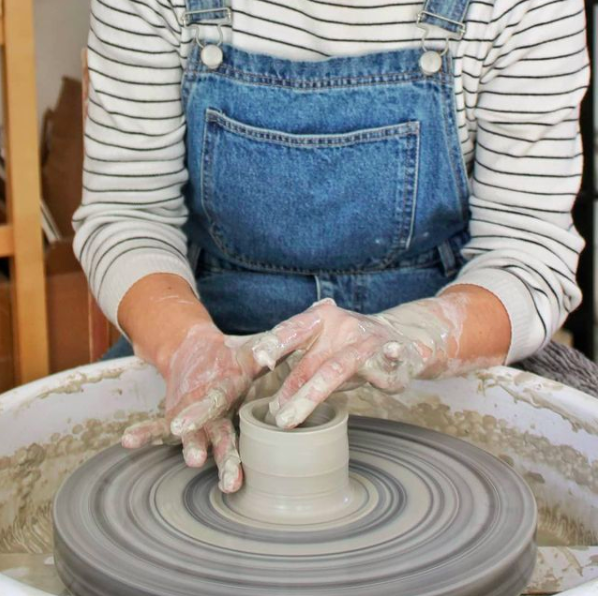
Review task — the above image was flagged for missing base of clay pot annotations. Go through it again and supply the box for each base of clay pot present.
[53,409,537,596]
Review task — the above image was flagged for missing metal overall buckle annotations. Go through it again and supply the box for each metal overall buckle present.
[180,6,232,69]
[416,10,466,76]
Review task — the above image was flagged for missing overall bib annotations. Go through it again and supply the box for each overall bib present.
[182,0,471,336]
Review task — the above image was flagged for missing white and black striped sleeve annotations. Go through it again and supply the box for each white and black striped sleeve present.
[451,0,590,362]
[72,0,196,329]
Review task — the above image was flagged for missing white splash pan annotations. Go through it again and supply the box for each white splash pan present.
[0,357,597,596]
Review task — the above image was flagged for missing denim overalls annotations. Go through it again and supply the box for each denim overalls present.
[180,0,472,337]
[106,0,473,360]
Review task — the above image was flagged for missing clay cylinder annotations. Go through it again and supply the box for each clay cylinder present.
[230,397,353,525]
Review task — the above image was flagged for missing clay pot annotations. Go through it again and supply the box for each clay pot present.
[229,397,358,525]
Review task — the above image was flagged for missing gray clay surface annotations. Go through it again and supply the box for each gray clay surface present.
[53,416,537,596]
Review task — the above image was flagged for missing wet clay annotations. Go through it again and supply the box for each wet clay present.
[340,381,598,546]
[0,410,160,554]
[52,399,537,596]
[1,368,597,595]
[0,390,592,553]
[229,399,362,525]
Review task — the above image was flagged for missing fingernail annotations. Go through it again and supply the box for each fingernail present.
[219,457,241,493]
[121,434,142,449]
[252,342,277,371]
[268,397,281,415]
[276,396,318,429]
[183,446,207,467]
[220,470,238,493]
[275,405,298,429]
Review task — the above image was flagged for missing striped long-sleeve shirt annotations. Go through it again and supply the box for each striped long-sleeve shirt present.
[73,0,590,363]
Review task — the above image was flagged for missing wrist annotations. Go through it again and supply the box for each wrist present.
[376,298,459,375]
[152,315,221,379]
[117,273,221,376]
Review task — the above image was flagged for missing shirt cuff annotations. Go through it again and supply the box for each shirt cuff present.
[441,268,542,364]
[96,251,199,339]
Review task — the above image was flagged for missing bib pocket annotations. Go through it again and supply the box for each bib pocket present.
[200,108,420,273]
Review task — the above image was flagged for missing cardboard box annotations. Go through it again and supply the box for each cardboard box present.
[0,276,13,393]
[45,241,91,373]
[0,239,107,392]
[41,77,84,238]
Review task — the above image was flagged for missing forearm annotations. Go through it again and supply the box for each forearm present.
[118,273,217,375]
[436,284,511,372]
[373,284,510,381]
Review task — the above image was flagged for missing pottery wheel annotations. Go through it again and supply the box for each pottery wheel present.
[53,416,537,596]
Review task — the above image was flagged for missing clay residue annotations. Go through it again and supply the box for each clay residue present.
[536,503,597,547]
[527,546,598,593]
[341,385,598,546]
[35,363,146,401]
[1,365,597,588]
[473,370,597,435]
[524,471,546,486]
[0,410,160,554]
[0,552,70,595]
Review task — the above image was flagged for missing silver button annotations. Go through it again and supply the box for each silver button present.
[419,51,442,76]
[201,44,224,69]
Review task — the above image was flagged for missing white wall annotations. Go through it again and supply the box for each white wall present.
[33,0,91,129]
[0,0,91,131]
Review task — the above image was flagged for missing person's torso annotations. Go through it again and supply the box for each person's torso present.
[177,0,477,334]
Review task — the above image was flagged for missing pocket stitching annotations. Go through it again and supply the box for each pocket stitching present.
[382,123,420,265]
[201,107,422,274]
[206,108,419,148]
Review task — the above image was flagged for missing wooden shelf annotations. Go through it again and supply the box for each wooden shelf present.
[0,1,4,47]
[0,224,13,257]
[0,0,50,384]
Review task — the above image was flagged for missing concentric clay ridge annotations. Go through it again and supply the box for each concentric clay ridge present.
[53,398,538,596]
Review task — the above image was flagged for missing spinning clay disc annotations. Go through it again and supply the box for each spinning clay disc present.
[53,415,537,596]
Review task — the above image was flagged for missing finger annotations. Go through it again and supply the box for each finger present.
[268,346,332,416]
[275,344,365,430]
[250,300,335,371]
[121,419,171,449]
[206,418,243,494]
[286,348,306,371]
[170,386,229,437]
[181,428,209,467]
[361,341,426,392]
[223,333,268,378]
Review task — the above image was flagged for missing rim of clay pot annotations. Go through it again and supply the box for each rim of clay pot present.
[239,397,347,435]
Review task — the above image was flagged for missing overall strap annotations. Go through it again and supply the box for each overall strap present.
[182,0,230,27]
[417,0,472,39]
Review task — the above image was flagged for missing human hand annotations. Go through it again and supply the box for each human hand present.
[252,295,477,430]
[120,323,261,493]
[121,319,322,492]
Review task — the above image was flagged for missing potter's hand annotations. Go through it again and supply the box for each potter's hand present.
[122,412,242,493]
[253,295,473,430]
[121,325,256,493]
[121,321,321,492]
